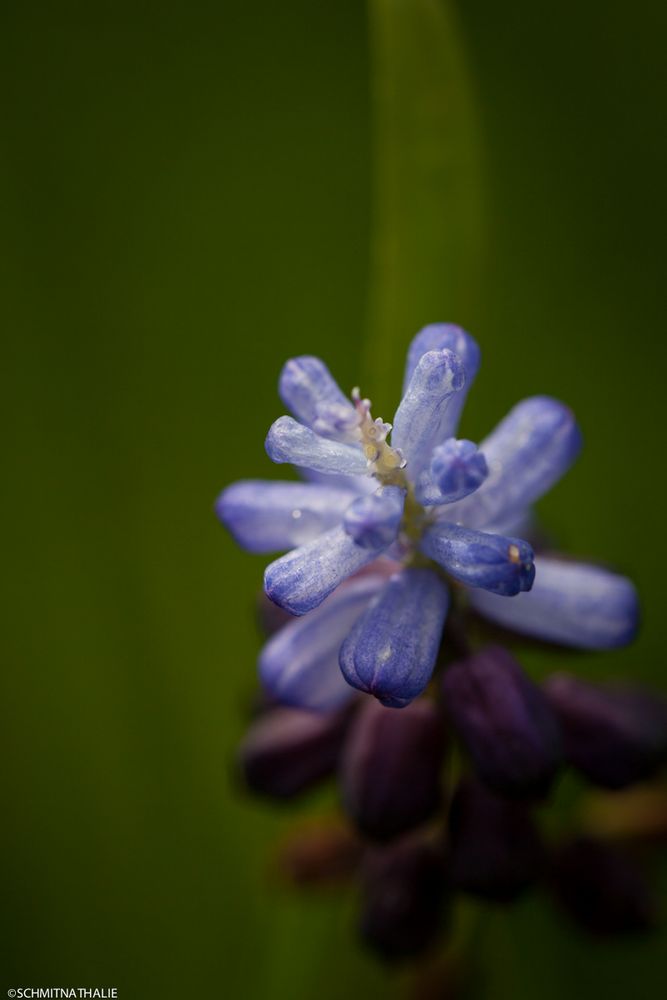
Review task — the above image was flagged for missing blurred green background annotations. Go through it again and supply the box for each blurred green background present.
[2,0,666,997]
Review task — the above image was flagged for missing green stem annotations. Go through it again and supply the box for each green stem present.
[364,0,485,404]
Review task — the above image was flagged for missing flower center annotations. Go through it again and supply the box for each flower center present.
[351,388,407,482]
[346,388,439,557]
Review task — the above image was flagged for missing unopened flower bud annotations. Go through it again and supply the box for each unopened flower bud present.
[442,646,562,798]
[359,835,447,961]
[343,486,406,550]
[544,673,667,789]
[446,778,546,901]
[416,437,488,506]
[340,698,446,840]
[550,837,656,935]
[238,706,349,799]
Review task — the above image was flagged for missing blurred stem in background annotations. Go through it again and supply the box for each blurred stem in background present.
[364,0,484,405]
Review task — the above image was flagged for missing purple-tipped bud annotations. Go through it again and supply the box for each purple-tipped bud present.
[550,837,656,935]
[360,835,447,961]
[403,325,481,440]
[416,438,488,506]
[238,706,350,800]
[442,647,562,798]
[340,698,446,840]
[343,486,406,550]
[340,568,449,708]
[446,778,546,901]
[544,673,667,790]
[420,523,535,596]
[279,355,354,431]
[391,349,466,472]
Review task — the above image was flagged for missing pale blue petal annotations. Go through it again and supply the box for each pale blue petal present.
[484,511,537,539]
[264,525,383,615]
[391,350,465,472]
[339,568,449,708]
[259,574,386,710]
[420,521,535,596]
[312,401,362,441]
[279,355,354,430]
[216,479,357,553]
[469,557,639,649]
[299,466,377,494]
[442,396,582,529]
[266,416,368,476]
[343,486,406,550]
[416,439,488,506]
[403,324,480,435]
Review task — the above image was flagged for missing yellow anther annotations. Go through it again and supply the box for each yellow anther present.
[351,386,407,485]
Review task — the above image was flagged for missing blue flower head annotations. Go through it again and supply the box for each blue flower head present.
[217,324,639,710]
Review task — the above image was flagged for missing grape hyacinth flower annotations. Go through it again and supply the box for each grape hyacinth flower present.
[340,698,446,840]
[359,833,447,960]
[442,646,562,799]
[218,326,663,962]
[446,777,546,902]
[217,324,639,710]
[549,837,656,935]
[544,674,667,789]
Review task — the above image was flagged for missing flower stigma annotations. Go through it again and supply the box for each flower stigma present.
[350,388,406,480]
[345,388,436,556]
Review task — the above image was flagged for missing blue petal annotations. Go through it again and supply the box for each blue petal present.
[298,467,377,494]
[339,568,449,708]
[469,557,640,649]
[416,439,488,506]
[264,525,383,615]
[403,324,481,436]
[343,486,406,550]
[259,574,386,710]
[279,355,355,431]
[312,401,362,441]
[266,416,367,476]
[420,522,535,596]
[215,479,357,553]
[391,350,465,472]
[443,396,582,529]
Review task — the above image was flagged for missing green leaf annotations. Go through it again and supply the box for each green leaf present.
[364,0,485,405]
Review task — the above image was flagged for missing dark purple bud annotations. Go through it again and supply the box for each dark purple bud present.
[340,698,446,840]
[442,646,562,798]
[544,673,667,789]
[238,706,349,799]
[446,778,546,901]
[360,835,447,961]
[550,837,656,935]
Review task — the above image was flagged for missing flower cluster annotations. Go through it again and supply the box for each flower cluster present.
[239,635,667,961]
[218,323,639,711]
[217,324,665,964]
